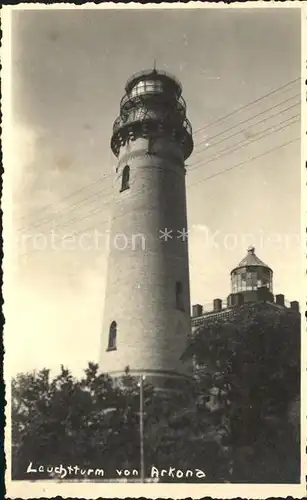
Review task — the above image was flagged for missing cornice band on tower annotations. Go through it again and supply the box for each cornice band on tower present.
[111,119,193,159]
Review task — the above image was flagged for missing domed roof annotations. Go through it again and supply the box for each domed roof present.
[232,246,272,271]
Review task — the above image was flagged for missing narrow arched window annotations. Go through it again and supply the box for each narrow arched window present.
[107,321,117,351]
[120,165,130,192]
[176,281,184,311]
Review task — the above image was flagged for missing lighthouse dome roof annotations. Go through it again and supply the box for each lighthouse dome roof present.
[232,246,272,273]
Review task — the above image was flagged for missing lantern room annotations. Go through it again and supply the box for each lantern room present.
[227,246,274,306]
[231,246,273,293]
[111,68,193,160]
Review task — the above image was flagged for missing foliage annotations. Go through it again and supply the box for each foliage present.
[12,364,224,482]
[183,303,301,482]
[144,387,229,482]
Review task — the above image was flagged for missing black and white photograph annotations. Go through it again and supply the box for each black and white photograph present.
[3,3,307,498]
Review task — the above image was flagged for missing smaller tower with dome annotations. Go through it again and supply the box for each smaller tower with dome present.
[227,246,274,306]
[191,246,299,330]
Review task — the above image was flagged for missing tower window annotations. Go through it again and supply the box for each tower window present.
[107,321,117,351]
[176,281,184,311]
[120,165,130,192]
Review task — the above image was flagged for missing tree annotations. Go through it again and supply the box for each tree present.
[183,303,301,483]
[143,385,229,482]
[12,363,140,479]
[12,363,225,482]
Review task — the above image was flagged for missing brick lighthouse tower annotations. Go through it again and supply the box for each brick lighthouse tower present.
[99,69,194,389]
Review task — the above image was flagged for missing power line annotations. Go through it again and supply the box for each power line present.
[17,84,300,234]
[187,137,300,188]
[19,172,143,254]
[192,93,300,153]
[16,77,301,240]
[18,116,299,243]
[19,108,298,235]
[17,204,113,258]
[41,204,107,234]
[17,170,143,239]
[52,137,301,239]
[189,114,299,172]
[193,77,300,135]
[15,175,111,222]
[18,155,144,234]
[18,135,299,260]
[17,184,113,233]
[192,100,300,158]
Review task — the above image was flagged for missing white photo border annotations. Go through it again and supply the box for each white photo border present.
[2,2,307,498]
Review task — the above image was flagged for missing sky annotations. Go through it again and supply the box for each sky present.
[7,5,302,377]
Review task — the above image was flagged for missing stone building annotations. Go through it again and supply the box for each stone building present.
[100,69,194,389]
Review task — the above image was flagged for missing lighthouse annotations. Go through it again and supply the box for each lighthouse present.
[99,69,194,389]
